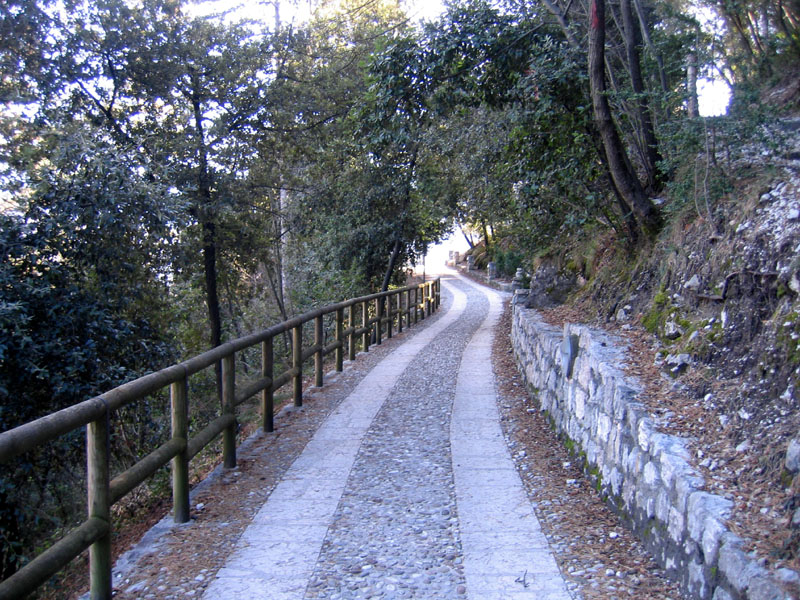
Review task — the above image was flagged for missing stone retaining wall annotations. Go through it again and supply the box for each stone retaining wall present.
[511,301,793,600]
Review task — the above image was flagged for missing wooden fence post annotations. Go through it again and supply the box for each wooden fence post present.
[348,304,356,361]
[262,337,274,432]
[293,324,303,406]
[335,308,344,372]
[314,315,324,387]
[413,287,419,324]
[397,291,404,334]
[362,301,370,352]
[386,294,390,339]
[375,297,382,345]
[87,414,111,600]
[222,355,236,469]
[426,283,432,317]
[171,376,190,523]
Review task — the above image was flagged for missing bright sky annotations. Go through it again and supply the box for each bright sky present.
[698,79,730,116]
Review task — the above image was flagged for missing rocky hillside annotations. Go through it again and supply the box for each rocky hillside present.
[525,117,800,582]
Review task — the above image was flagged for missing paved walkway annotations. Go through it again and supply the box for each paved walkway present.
[202,271,571,600]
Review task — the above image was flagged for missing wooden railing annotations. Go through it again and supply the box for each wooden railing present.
[0,278,441,600]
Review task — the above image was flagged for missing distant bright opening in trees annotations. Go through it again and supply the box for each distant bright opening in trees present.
[698,78,731,116]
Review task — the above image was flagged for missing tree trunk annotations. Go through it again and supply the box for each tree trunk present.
[190,77,223,397]
[460,224,475,248]
[621,0,663,192]
[586,123,639,246]
[381,238,403,292]
[687,51,699,118]
[589,0,661,237]
[633,0,668,93]
[540,0,579,48]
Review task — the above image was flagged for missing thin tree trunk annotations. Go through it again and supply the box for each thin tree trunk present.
[633,0,668,93]
[621,0,663,192]
[777,0,800,55]
[687,51,699,117]
[589,0,661,237]
[460,224,475,248]
[541,0,580,48]
[381,238,403,292]
[190,77,223,399]
[586,123,639,245]
[274,188,288,316]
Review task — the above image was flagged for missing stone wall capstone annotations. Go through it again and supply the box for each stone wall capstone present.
[511,302,795,600]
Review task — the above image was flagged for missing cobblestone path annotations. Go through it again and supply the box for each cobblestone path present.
[193,272,571,599]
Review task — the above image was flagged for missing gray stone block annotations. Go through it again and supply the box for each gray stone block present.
[701,516,726,566]
[747,576,788,600]
[609,467,623,496]
[644,461,661,487]
[712,586,734,600]
[660,450,688,490]
[597,413,612,441]
[687,491,734,542]
[675,474,704,514]
[718,541,761,596]
[688,559,708,599]
[785,437,800,474]
[637,418,654,452]
[668,506,686,543]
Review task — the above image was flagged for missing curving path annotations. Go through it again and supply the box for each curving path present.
[195,271,571,599]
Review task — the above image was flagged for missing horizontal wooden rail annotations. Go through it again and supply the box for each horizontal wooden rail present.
[0,517,109,600]
[235,376,274,408]
[187,414,237,460]
[0,278,441,599]
[110,438,186,505]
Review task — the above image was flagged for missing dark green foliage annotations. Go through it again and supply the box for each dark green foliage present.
[494,250,523,277]
[0,128,178,577]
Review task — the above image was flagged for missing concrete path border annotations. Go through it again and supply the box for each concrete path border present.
[449,274,571,600]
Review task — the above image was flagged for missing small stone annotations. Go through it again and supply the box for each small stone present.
[684,275,701,291]
[457,584,467,595]
[792,508,800,529]
[735,440,751,453]
[664,353,691,375]
[786,438,800,473]
[664,321,682,340]
[789,208,800,220]
[776,567,800,584]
